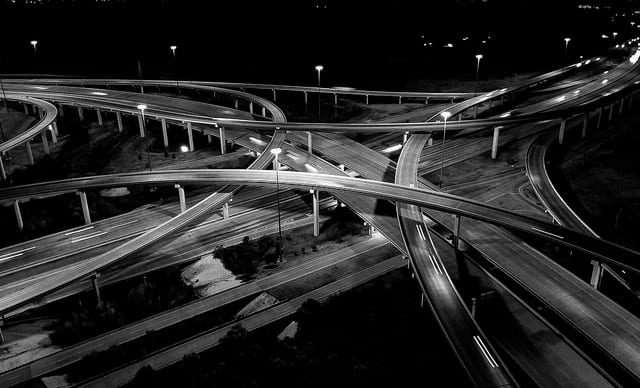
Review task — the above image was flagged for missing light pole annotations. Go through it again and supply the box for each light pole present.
[30,40,38,54]
[170,45,178,90]
[137,104,152,172]
[270,147,283,262]
[315,65,323,118]
[613,32,618,41]
[475,54,483,96]
[438,111,452,189]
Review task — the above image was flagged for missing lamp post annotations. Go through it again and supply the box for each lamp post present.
[475,54,483,96]
[170,45,178,90]
[270,147,283,262]
[438,111,452,189]
[137,104,152,172]
[613,32,618,41]
[30,40,38,54]
[315,65,323,118]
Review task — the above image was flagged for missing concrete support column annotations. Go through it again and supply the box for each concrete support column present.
[38,107,44,119]
[219,126,226,154]
[77,191,92,224]
[590,260,603,289]
[473,105,478,119]
[207,135,213,144]
[138,115,145,138]
[187,122,194,152]
[427,137,433,147]
[581,113,589,139]
[334,94,338,105]
[116,111,123,132]
[304,91,308,105]
[96,108,103,125]
[491,126,501,159]
[488,99,493,110]
[0,156,5,180]
[92,273,102,305]
[41,132,50,154]
[32,104,38,114]
[307,131,313,154]
[500,95,505,105]
[161,119,169,148]
[23,104,29,115]
[366,95,369,105]
[51,123,59,143]
[262,107,267,117]
[249,102,254,114]
[420,293,425,308]
[25,141,34,165]
[425,97,429,105]
[223,202,230,220]
[57,103,64,117]
[14,200,23,231]
[312,189,320,237]
[77,106,84,121]
[403,131,409,145]
[452,215,461,250]
[234,98,239,109]
[619,98,625,114]
[597,107,603,129]
[398,96,402,104]
[272,89,277,101]
[608,102,614,121]
[558,119,567,145]
[175,184,186,213]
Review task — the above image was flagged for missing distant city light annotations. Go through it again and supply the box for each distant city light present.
[441,111,452,120]
[180,145,189,153]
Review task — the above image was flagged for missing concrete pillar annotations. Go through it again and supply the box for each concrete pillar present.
[234,98,239,109]
[491,126,501,160]
[500,95,505,105]
[428,137,433,147]
[38,107,44,119]
[473,105,478,119]
[96,108,103,125]
[14,200,23,231]
[140,85,145,94]
[249,102,254,114]
[619,98,625,114]
[32,104,38,114]
[116,111,123,132]
[334,94,338,105]
[51,123,59,143]
[207,135,213,144]
[272,89,277,101]
[77,191,92,224]
[262,107,267,117]
[608,102,614,121]
[403,131,409,145]
[25,141,34,165]
[187,122,194,152]
[597,107,603,129]
[471,297,477,317]
[138,115,145,138]
[219,126,227,154]
[312,189,320,237]
[304,91,308,105]
[558,119,567,145]
[366,95,369,105]
[41,132,50,154]
[92,273,102,305]
[581,113,589,139]
[0,156,5,180]
[420,293,425,308]
[425,97,429,105]
[590,260,603,289]
[161,119,169,148]
[488,99,493,110]
[57,103,64,117]
[77,106,84,121]
[307,131,313,154]
[398,96,402,104]
[23,104,29,115]
[452,215,461,250]
[223,202,230,220]
[175,184,186,213]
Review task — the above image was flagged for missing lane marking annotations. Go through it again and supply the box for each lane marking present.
[0,246,37,260]
[64,226,94,236]
[109,219,140,230]
[427,253,443,275]
[415,224,427,241]
[71,231,108,244]
[531,227,564,240]
[473,335,498,368]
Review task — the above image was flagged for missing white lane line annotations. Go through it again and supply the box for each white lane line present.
[109,219,140,230]
[427,253,443,275]
[531,227,564,240]
[71,231,108,244]
[473,335,498,368]
[64,226,94,236]
[0,253,25,263]
[0,246,37,260]
[415,224,427,241]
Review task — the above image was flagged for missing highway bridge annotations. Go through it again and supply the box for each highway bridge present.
[1,44,640,387]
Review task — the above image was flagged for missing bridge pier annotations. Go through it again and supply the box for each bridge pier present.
[234,98,239,110]
[96,108,103,126]
[57,103,64,117]
[608,102,614,121]
[425,97,429,105]
[116,111,123,133]
[452,215,461,250]
[272,89,276,101]
[138,115,145,138]
[38,107,44,119]
[619,98,625,114]
[312,189,320,237]
[249,102,254,115]
[25,141,34,165]
[581,112,589,139]
[77,191,92,224]
[14,200,23,231]
[161,119,169,148]
[420,293,425,308]
[307,132,313,155]
[92,273,102,305]
[51,123,58,143]
[223,202,230,220]
[334,94,338,105]
[187,122,194,152]
[304,91,308,105]
[473,105,478,119]
[398,96,402,104]
[175,184,186,213]
[0,155,5,180]
[596,107,603,129]
[403,131,409,145]
[207,135,213,144]
[491,126,501,160]
[77,106,84,121]
[262,106,267,117]
[41,132,50,154]
[558,119,567,145]
[428,137,433,147]
[23,103,29,115]
[219,126,227,154]
[590,260,603,289]
[366,95,369,105]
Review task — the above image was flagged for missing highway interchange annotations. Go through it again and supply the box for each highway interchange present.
[1,43,640,387]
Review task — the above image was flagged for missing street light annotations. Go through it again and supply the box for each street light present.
[30,40,38,53]
[315,65,323,118]
[438,111,452,189]
[170,45,179,90]
[613,32,618,40]
[137,104,152,172]
[270,147,283,262]
[475,54,483,96]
